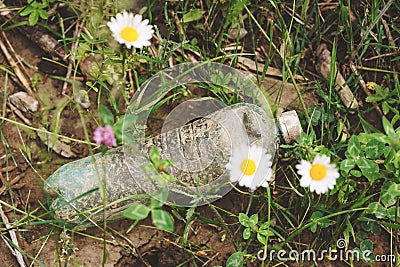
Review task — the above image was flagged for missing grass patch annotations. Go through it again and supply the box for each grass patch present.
[0,0,399,266]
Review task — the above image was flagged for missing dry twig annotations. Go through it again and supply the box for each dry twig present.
[0,32,35,96]
[349,61,383,116]
[0,157,25,195]
[237,56,306,81]
[0,2,66,60]
[7,103,32,126]
[382,18,399,83]
[62,21,85,95]
[0,193,26,267]
[316,43,359,110]
[173,11,185,39]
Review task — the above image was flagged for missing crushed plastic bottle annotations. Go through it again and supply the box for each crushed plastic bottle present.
[44,104,302,229]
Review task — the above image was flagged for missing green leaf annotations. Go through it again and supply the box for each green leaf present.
[186,207,195,220]
[297,131,315,147]
[238,213,258,228]
[382,101,390,115]
[310,211,331,233]
[346,135,361,158]
[151,188,168,209]
[150,198,163,210]
[340,159,355,173]
[229,0,247,17]
[349,170,362,177]
[238,213,250,227]
[366,94,385,102]
[99,104,114,125]
[309,105,322,126]
[361,132,389,144]
[249,214,258,226]
[138,6,147,15]
[112,119,123,143]
[382,116,395,135]
[359,243,375,262]
[366,202,387,219]
[149,146,161,166]
[123,204,150,220]
[182,9,205,23]
[371,223,381,235]
[381,183,400,207]
[355,231,367,245]
[395,151,400,169]
[159,173,177,183]
[356,158,379,183]
[360,239,373,252]
[28,11,39,25]
[19,6,34,16]
[384,146,396,164]
[257,221,274,244]
[226,252,243,267]
[159,159,173,170]
[390,134,400,151]
[257,229,275,245]
[343,217,355,245]
[338,183,355,204]
[242,227,251,239]
[310,222,317,233]
[387,206,398,221]
[38,1,48,9]
[38,8,48,20]
[364,139,384,159]
[152,209,174,232]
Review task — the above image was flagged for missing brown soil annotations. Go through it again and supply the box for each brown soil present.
[0,29,243,266]
[0,2,396,267]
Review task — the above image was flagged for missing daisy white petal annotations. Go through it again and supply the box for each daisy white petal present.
[296,154,339,195]
[108,12,154,49]
[300,175,312,187]
[296,160,311,176]
[226,144,273,191]
[142,19,149,25]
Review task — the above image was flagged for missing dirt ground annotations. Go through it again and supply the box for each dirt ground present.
[0,35,232,267]
[0,2,396,267]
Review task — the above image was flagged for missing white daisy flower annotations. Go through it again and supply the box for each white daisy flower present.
[107,11,154,49]
[226,144,273,191]
[296,154,340,195]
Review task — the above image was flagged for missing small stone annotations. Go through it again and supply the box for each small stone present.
[37,127,77,158]
[228,23,248,40]
[75,89,91,109]
[9,92,39,112]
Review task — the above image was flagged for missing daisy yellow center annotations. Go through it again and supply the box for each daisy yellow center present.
[120,27,138,42]
[309,164,327,180]
[240,159,257,176]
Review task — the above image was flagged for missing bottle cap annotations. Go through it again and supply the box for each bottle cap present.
[278,110,302,143]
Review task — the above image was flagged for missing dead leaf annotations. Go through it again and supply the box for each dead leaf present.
[37,128,76,158]
[237,56,306,81]
[316,43,359,109]
[9,92,38,112]
[261,77,318,111]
